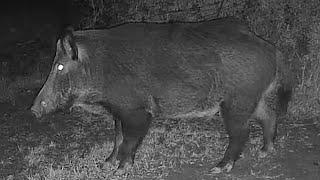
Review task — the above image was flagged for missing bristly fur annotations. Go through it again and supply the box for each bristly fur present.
[32,18,293,173]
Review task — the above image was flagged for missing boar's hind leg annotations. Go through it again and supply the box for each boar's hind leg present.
[254,79,291,157]
[214,95,255,173]
[107,108,152,170]
[254,93,278,157]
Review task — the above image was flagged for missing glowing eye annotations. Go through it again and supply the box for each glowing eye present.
[57,64,64,71]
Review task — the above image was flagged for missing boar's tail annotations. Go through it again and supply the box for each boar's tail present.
[276,50,294,114]
[277,81,292,115]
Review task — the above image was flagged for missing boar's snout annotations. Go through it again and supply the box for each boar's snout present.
[31,94,54,118]
[31,98,46,118]
[31,105,42,118]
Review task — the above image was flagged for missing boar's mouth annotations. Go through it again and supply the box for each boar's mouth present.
[31,90,76,119]
[31,107,42,118]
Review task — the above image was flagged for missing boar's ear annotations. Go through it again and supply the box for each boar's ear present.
[60,26,78,60]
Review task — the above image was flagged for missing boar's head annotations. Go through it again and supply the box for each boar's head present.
[31,28,91,118]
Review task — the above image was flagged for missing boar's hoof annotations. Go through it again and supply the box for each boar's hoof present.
[211,161,234,173]
[117,156,134,169]
[105,152,120,166]
[259,143,276,159]
[113,161,133,176]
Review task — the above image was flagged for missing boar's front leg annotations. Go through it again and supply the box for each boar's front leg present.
[105,117,123,164]
[106,108,152,173]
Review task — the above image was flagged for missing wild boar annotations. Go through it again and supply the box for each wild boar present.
[31,18,292,173]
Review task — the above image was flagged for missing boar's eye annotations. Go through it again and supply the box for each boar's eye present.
[57,64,64,71]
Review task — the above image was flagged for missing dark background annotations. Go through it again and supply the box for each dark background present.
[0,0,78,77]
[0,1,319,179]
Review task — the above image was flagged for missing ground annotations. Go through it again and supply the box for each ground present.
[0,90,319,180]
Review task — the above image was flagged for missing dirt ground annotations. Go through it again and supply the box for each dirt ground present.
[165,119,320,180]
[0,90,319,180]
